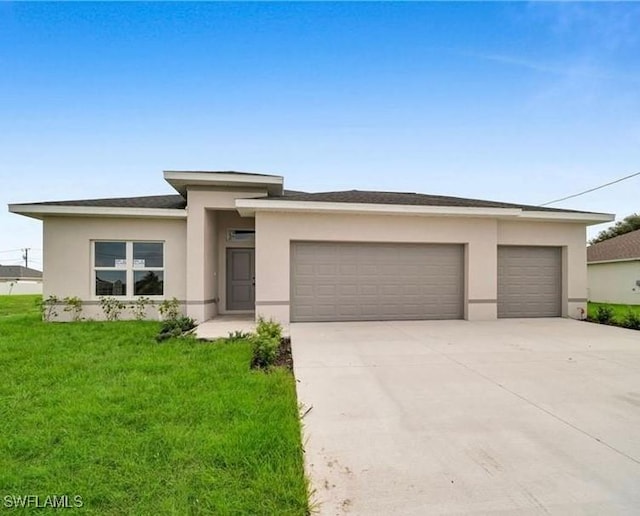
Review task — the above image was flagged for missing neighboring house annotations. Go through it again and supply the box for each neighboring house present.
[9,170,613,322]
[587,229,640,305]
[0,265,43,295]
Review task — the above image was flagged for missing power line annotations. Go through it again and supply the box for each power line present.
[540,170,640,207]
[0,248,41,254]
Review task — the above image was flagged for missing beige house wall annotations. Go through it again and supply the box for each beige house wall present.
[588,261,640,305]
[42,216,187,321]
[38,200,592,323]
[255,211,501,324]
[185,187,261,321]
[255,212,590,324]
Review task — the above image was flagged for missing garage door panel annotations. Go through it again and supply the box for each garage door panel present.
[338,285,358,296]
[339,264,358,275]
[498,246,561,318]
[315,284,336,296]
[294,285,314,297]
[291,242,464,322]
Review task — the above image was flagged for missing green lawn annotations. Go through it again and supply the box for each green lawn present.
[588,301,640,325]
[0,295,309,515]
[0,294,41,318]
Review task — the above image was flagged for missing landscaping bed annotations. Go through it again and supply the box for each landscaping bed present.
[587,301,640,330]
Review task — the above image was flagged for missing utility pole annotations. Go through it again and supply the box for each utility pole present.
[22,248,30,268]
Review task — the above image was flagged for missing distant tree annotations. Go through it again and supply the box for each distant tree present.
[589,213,640,245]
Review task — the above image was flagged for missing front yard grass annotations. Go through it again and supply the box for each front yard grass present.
[0,294,40,318]
[588,301,640,325]
[0,295,309,514]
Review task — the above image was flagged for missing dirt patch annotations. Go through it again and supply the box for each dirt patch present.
[274,336,294,371]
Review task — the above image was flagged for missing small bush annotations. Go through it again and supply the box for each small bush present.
[156,297,192,341]
[130,296,151,321]
[39,295,60,321]
[250,318,283,369]
[158,297,180,321]
[250,336,280,369]
[156,316,196,342]
[594,305,614,324]
[100,297,126,321]
[63,296,83,321]
[623,309,640,330]
[227,330,253,342]
[255,317,282,340]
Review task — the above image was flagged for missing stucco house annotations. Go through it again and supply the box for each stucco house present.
[9,170,613,322]
[0,265,43,295]
[587,229,640,305]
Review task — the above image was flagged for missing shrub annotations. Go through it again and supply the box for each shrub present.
[158,297,180,321]
[623,309,640,330]
[39,295,60,321]
[100,297,126,321]
[255,317,282,340]
[250,335,280,369]
[156,316,196,342]
[63,296,83,321]
[594,305,614,324]
[156,297,193,341]
[227,330,253,342]
[130,296,151,321]
[250,318,283,369]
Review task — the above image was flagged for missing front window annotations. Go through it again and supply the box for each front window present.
[94,241,164,297]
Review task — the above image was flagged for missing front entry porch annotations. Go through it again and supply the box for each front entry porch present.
[185,204,256,323]
[195,314,256,340]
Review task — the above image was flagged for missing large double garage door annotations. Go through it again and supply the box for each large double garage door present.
[290,241,562,322]
[291,242,464,322]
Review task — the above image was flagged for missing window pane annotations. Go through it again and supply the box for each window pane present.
[133,242,163,268]
[96,271,127,296]
[95,242,126,267]
[134,271,164,296]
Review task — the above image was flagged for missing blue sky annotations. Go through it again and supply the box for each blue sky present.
[1,2,639,269]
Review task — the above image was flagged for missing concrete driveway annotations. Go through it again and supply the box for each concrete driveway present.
[290,319,640,515]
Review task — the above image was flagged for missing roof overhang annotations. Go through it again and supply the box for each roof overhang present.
[587,257,640,265]
[235,199,614,225]
[0,276,42,281]
[164,171,283,197]
[8,204,187,220]
[514,210,615,224]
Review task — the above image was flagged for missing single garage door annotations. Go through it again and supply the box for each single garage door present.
[497,246,562,318]
[291,242,464,322]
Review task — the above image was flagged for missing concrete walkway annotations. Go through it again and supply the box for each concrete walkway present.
[291,319,640,515]
[195,315,255,340]
[195,315,291,339]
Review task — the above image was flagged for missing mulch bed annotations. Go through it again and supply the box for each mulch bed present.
[274,336,294,371]
[584,318,640,330]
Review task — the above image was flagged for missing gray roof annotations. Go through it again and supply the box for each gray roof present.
[0,265,42,279]
[587,229,640,263]
[266,190,591,213]
[12,189,598,215]
[14,194,187,210]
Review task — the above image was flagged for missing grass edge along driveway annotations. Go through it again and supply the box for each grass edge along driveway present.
[588,301,640,327]
[0,295,310,515]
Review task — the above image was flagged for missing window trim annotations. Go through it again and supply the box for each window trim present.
[92,240,165,299]
[227,229,256,243]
